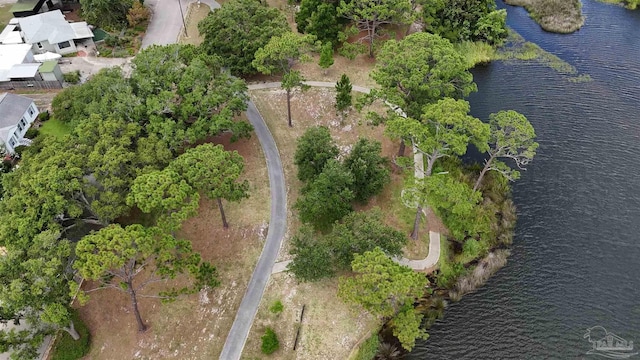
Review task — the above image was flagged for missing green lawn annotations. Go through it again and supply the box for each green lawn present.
[0,4,14,26]
[39,118,72,138]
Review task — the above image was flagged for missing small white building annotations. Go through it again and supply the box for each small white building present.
[0,93,38,154]
[17,10,93,55]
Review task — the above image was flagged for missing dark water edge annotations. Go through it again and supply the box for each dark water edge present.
[408,1,640,359]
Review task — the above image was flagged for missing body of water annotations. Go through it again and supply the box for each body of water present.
[409,1,640,358]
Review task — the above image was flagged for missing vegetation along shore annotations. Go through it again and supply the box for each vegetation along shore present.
[4,0,625,358]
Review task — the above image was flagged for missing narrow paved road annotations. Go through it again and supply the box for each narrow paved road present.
[142,0,220,48]
[140,3,285,358]
[219,101,287,360]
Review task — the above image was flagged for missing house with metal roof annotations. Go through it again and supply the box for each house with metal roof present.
[0,93,38,154]
[17,10,93,55]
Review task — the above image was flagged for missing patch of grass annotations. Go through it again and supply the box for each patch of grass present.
[351,333,380,360]
[269,300,284,314]
[178,3,211,46]
[504,0,584,33]
[49,309,91,360]
[0,4,14,26]
[40,118,72,138]
[63,71,81,84]
[455,41,498,68]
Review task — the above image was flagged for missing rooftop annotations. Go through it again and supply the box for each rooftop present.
[0,44,32,70]
[0,93,34,129]
[18,10,75,44]
[38,60,57,72]
[10,0,41,13]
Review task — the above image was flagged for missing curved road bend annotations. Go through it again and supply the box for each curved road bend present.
[219,101,287,360]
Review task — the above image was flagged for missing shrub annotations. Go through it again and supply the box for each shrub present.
[127,1,150,27]
[63,71,81,84]
[354,333,379,360]
[24,127,39,139]
[13,145,28,157]
[261,327,279,355]
[38,110,50,122]
[269,300,284,314]
[49,309,91,360]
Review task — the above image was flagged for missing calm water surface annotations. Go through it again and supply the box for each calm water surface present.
[408,1,640,358]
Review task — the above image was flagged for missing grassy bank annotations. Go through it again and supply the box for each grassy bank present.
[456,31,592,83]
[598,0,639,9]
[505,0,584,33]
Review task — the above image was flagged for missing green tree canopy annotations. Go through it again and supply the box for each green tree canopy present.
[337,0,413,57]
[169,144,249,229]
[423,0,507,45]
[338,248,428,351]
[80,0,133,29]
[335,74,353,113]
[371,32,477,119]
[286,227,335,281]
[473,110,538,191]
[298,0,342,45]
[127,170,200,233]
[295,159,354,231]
[198,0,289,75]
[327,209,407,268]
[288,209,407,281]
[253,32,316,126]
[74,224,219,332]
[338,247,426,318]
[318,42,335,72]
[294,126,340,182]
[343,138,390,202]
[0,231,81,358]
[132,45,251,149]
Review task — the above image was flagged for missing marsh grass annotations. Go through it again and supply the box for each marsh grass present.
[449,249,510,302]
[504,0,584,33]
[495,31,593,82]
[454,41,498,69]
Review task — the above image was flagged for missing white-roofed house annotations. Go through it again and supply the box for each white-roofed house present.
[0,93,38,154]
[17,10,94,55]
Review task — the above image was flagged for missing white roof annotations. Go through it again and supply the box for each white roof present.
[8,63,40,78]
[18,10,76,45]
[70,22,93,39]
[0,25,25,45]
[0,44,32,71]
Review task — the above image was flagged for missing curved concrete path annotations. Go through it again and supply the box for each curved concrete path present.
[250,81,441,273]
[219,101,287,360]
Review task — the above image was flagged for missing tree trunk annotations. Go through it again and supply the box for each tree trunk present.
[425,156,436,177]
[473,157,494,192]
[286,89,293,127]
[398,140,406,157]
[217,197,229,229]
[63,320,80,340]
[128,286,147,332]
[410,205,422,240]
[368,25,375,58]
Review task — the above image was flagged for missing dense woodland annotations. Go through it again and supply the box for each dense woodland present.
[0,0,543,358]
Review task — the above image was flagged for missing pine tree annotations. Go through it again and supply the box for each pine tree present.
[335,74,353,114]
[319,42,334,74]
